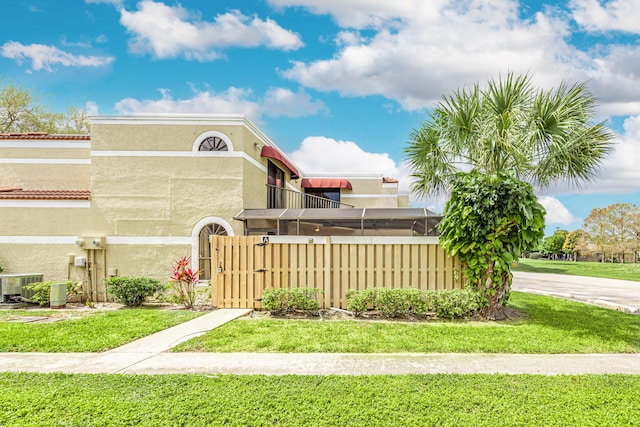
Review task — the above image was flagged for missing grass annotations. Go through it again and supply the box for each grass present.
[0,372,638,426]
[173,292,640,354]
[515,258,640,281]
[0,307,203,352]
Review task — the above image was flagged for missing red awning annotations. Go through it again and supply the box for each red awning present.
[301,178,352,190]
[260,146,300,179]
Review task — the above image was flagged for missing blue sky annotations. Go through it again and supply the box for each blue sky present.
[1,0,639,235]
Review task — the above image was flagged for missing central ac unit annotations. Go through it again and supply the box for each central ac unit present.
[0,274,44,303]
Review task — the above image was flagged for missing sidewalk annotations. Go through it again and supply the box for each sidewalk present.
[1,309,640,375]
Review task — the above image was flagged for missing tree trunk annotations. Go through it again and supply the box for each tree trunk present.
[479,259,509,320]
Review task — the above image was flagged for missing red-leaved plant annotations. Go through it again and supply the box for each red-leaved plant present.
[168,256,199,309]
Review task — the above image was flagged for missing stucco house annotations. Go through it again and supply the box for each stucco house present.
[0,114,440,301]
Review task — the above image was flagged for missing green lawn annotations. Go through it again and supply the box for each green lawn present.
[0,307,203,352]
[0,373,638,426]
[173,292,640,354]
[515,258,640,281]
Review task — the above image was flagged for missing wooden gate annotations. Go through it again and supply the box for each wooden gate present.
[210,235,464,309]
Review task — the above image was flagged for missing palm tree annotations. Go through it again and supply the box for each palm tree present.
[406,72,613,195]
[405,73,614,318]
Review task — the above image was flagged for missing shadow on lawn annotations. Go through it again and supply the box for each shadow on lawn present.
[513,263,567,274]
[512,292,640,350]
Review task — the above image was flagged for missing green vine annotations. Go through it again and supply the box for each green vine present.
[439,171,545,319]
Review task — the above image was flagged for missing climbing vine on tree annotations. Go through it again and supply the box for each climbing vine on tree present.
[439,171,545,319]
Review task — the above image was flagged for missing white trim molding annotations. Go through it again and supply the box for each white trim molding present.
[90,150,267,175]
[0,158,90,165]
[0,236,192,245]
[0,200,90,208]
[0,236,79,244]
[0,141,90,149]
[106,236,191,245]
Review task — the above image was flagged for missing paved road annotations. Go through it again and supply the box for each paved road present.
[512,271,640,314]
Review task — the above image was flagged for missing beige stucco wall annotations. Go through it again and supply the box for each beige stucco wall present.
[89,156,245,236]
[0,142,90,190]
[0,206,90,236]
[0,243,86,282]
[103,244,191,279]
[0,164,90,190]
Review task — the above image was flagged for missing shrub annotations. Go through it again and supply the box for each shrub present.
[262,287,323,314]
[23,281,79,306]
[168,257,199,309]
[105,276,164,307]
[346,288,480,320]
[424,289,481,320]
[346,289,375,316]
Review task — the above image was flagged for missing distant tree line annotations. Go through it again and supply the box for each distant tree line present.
[538,203,640,263]
[0,77,89,134]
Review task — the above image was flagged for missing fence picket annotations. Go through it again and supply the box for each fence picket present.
[211,237,463,309]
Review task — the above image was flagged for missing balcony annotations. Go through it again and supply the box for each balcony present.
[267,184,353,209]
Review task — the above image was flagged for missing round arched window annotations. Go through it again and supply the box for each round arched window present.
[199,136,228,152]
[198,223,229,280]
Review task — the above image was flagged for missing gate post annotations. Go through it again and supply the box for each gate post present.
[323,237,332,309]
[210,235,218,307]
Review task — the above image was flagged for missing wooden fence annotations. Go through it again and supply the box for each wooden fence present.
[210,235,464,309]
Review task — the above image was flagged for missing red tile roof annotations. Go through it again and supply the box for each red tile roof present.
[0,133,90,141]
[0,188,90,200]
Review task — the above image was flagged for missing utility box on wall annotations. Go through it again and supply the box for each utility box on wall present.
[75,237,105,249]
[86,237,105,249]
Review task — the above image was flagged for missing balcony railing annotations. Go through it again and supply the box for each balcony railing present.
[267,184,354,209]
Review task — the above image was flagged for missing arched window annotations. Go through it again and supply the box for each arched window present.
[198,223,229,280]
[199,136,228,152]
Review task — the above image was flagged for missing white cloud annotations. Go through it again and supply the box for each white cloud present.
[588,115,640,193]
[85,0,123,5]
[538,196,578,225]
[570,0,640,33]
[119,1,303,61]
[268,0,435,29]
[263,88,327,118]
[270,0,640,117]
[289,136,400,175]
[85,101,100,116]
[0,41,114,72]
[114,86,325,123]
[280,0,585,110]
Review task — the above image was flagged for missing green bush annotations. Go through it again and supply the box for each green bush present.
[104,276,164,307]
[23,281,79,306]
[346,288,480,319]
[424,289,481,320]
[374,288,422,318]
[262,287,323,313]
[346,289,375,316]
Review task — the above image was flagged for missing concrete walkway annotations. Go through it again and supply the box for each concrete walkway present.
[1,308,640,376]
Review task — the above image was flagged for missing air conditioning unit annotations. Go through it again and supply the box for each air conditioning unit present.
[0,274,44,303]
